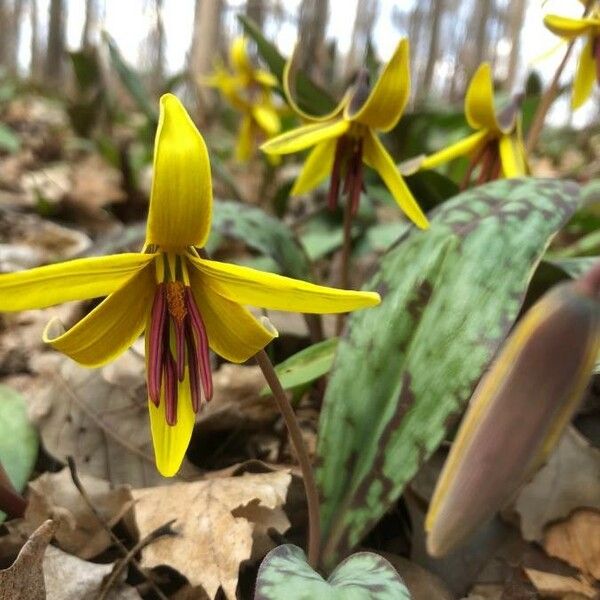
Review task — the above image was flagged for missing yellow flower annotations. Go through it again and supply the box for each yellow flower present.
[0,94,380,477]
[544,5,600,109]
[419,63,529,186]
[203,36,282,161]
[260,39,429,228]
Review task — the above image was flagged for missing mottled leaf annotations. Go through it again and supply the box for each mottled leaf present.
[0,386,39,521]
[210,200,311,280]
[255,544,410,600]
[260,338,338,396]
[316,178,581,569]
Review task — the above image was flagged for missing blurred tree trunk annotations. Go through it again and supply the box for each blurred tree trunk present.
[470,0,492,78]
[344,0,377,79]
[506,0,526,90]
[30,0,42,80]
[246,0,264,29]
[5,0,25,74]
[150,0,165,91]
[0,0,9,70]
[420,0,445,100]
[190,0,224,122]
[81,0,98,49]
[295,0,328,81]
[45,0,66,85]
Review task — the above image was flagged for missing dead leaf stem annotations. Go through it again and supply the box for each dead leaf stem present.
[255,349,321,568]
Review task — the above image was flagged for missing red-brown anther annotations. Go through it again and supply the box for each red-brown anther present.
[164,353,177,426]
[349,139,364,216]
[329,136,348,211]
[594,36,600,84]
[185,288,213,401]
[148,283,167,405]
[185,331,201,413]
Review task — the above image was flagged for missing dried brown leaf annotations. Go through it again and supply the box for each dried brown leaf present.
[544,509,600,580]
[25,468,133,559]
[514,428,600,541]
[524,568,598,598]
[132,470,291,600]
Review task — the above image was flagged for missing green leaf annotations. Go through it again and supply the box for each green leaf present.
[316,178,581,569]
[103,32,157,124]
[210,200,311,280]
[261,338,339,396]
[68,48,102,92]
[0,386,39,521]
[0,123,21,153]
[237,15,336,117]
[255,545,410,600]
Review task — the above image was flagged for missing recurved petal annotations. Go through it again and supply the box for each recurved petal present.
[544,14,600,39]
[230,36,253,76]
[419,130,489,170]
[188,267,276,363]
[291,139,337,196]
[283,46,350,122]
[43,262,155,367]
[0,253,154,312]
[146,94,212,248]
[255,69,279,88]
[465,63,499,132]
[572,36,596,109]
[149,369,196,477]
[363,130,429,229]
[188,255,380,314]
[252,103,281,136]
[499,132,528,178]
[261,119,349,155]
[345,38,410,132]
[235,115,254,162]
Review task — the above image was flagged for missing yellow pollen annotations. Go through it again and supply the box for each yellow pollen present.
[166,281,187,323]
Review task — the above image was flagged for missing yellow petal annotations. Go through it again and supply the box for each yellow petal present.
[572,36,596,109]
[544,14,599,40]
[235,115,254,162]
[149,368,196,477]
[419,130,489,170]
[252,104,281,136]
[146,94,212,248]
[498,134,526,178]
[261,119,349,155]
[345,38,410,132]
[0,253,154,312]
[363,130,429,230]
[230,36,253,77]
[291,139,337,196]
[188,255,381,314]
[188,267,276,363]
[465,63,499,132]
[43,262,155,367]
[283,46,350,122]
[255,69,278,88]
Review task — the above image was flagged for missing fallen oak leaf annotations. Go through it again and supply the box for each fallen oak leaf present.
[0,519,56,600]
[132,470,292,600]
[524,568,598,599]
[544,509,600,580]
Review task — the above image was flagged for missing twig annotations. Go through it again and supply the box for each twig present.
[66,457,170,600]
[526,1,591,153]
[0,460,27,519]
[97,519,177,600]
[255,349,321,568]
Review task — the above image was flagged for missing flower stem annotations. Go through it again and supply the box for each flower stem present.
[255,349,321,567]
[335,196,354,335]
[526,1,591,154]
[0,461,26,519]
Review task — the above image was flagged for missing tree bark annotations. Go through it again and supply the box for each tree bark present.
[30,0,41,80]
[246,0,265,29]
[419,0,445,100]
[295,0,329,81]
[344,0,378,79]
[45,0,66,86]
[505,0,526,90]
[189,0,224,121]
[81,0,98,49]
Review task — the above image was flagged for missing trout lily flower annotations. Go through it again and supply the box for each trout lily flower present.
[544,3,600,109]
[260,39,429,228]
[418,63,529,187]
[203,36,282,161]
[0,94,380,477]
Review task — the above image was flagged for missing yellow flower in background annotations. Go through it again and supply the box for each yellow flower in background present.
[0,94,380,477]
[203,36,283,161]
[544,5,600,109]
[418,63,529,187]
[261,39,429,228]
